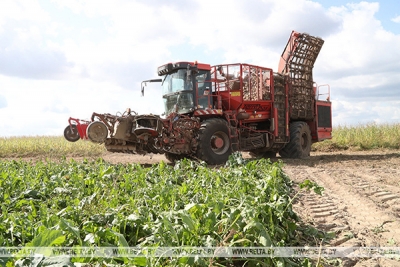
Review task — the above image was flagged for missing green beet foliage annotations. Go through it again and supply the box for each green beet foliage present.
[0,153,306,266]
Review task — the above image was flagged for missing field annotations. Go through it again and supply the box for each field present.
[282,150,400,267]
[98,150,400,267]
[1,124,400,267]
[1,153,317,267]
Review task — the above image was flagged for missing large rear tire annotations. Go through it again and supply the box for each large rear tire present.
[64,125,80,142]
[279,121,311,158]
[196,118,231,165]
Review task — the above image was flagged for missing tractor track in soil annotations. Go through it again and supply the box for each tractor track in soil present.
[100,150,400,266]
[282,151,400,267]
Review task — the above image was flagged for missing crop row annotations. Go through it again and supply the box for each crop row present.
[0,154,321,266]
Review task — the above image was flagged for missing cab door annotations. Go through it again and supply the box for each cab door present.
[195,70,213,109]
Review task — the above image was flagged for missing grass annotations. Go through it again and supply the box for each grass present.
[1,123,400,158]
[313,123,400,151]
[0,136,106,159]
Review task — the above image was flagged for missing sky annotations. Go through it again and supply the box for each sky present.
[0,0,400,137]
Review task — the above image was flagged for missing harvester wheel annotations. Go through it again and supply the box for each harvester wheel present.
[279,121,311,158]
[249,150,276,159]
[196,118,231,165]
[64,125,80,142]
[165,152,188,163]
[87,121,108,143]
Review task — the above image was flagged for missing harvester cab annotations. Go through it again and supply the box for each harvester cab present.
[157,61,212,116]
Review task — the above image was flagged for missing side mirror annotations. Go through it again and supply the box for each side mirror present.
[141,79,162,96]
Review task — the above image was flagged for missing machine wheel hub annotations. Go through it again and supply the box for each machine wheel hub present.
[212,137,224,149]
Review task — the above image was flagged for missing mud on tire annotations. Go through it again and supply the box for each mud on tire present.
[249,150,277,159]
[165,152,188,163]
[196,118,231,165]
[279,121,311,159]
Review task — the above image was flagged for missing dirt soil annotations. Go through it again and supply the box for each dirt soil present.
[282,150,400,267]
[100,150,400,267]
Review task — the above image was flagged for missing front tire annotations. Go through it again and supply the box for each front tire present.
[165,152,187,163]
[279,121,311,158]
[249,150,276,159]
[64,125,80,142]
[196,118,232,165]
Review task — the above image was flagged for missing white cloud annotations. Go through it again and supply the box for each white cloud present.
[0,0,399,136]
[0,94,7,109]
[0,1,50,25]
[332,99,400,126]
[0,74,164,136]
[392,15,400,23]
[314,2,400,108]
